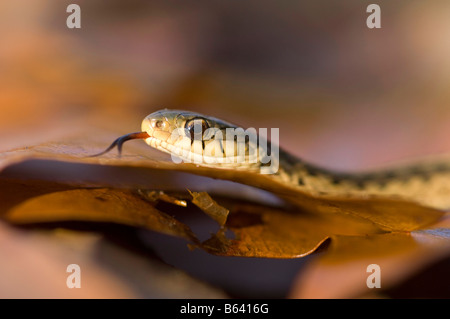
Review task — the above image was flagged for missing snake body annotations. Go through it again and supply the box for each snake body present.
[104,109,450,211]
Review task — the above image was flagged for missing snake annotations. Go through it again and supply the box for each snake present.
[95,109,450,211]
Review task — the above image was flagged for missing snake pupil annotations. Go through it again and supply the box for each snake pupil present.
[185,118,209,141]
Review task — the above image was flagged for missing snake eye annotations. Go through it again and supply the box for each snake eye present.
[185,118,209,141]
[151,119,168,130]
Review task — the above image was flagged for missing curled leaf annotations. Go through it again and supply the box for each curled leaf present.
[0,179,199,244]
[201,203,383,258]
[290,213,450,298]
[139,190,187,207]
[189,190,230,226]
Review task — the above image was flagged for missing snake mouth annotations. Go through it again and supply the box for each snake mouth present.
[144,135,176,156]
[144,134,203,163]
[144,132,263,172]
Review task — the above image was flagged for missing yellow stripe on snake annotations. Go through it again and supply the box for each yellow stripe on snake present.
[96,109,450,211]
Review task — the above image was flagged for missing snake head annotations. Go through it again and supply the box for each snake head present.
[140,109,237,163]
[141,109,278,173]
[94,109,278,174]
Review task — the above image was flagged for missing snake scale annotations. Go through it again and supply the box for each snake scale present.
[96,109,450,211]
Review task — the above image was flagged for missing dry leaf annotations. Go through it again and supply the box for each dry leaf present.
[0,179,198,244]
[1,136,444,233]
[200,202,383,258]
[289,213,450,298]
[139,190,187,207]
[189,190,229,226]
[0,137,446,260]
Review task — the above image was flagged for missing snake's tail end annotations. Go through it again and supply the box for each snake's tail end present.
[88,131,150,158]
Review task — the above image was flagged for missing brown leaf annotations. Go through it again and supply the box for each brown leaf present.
[0,137,445,259]
[139,190,187,207]
[189,190,229,226]
[1,137,444,234]
[0,179,199,244]
[200,203,383,258]
[291,195,445,232]
[289,213,450,298]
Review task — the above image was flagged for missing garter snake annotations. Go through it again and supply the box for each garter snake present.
[96,109,450,211]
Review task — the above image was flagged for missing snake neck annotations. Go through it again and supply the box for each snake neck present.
[272,149,450,210]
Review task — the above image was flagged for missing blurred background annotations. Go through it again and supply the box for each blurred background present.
[2,0,450,168]
[1,0,450,298]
